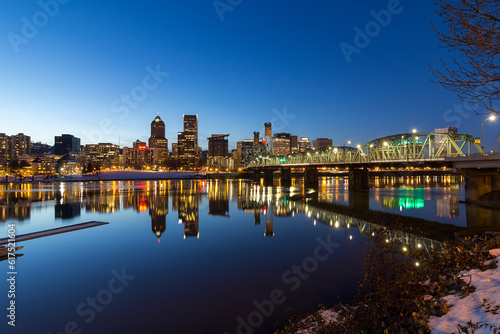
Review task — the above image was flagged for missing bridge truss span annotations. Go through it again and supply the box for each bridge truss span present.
[248,132,484,167]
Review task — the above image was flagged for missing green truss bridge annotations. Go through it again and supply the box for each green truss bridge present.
[248,132,484,167]
[246,132,500,203]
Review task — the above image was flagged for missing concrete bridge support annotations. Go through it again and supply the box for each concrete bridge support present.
[304,167,319,189]
[348,168,369,191]
[263,168,274,187]
[253,169,260,182]
[460,169,500,202]
[280,167,292,187]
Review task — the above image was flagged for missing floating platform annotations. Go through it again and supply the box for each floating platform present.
[0,221,109,245]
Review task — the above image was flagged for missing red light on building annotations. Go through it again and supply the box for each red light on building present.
[138,145,147,150]
[262,140,266,144]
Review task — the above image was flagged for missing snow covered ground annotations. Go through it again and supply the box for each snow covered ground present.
[429,249,500,334]
[292,248,500,334]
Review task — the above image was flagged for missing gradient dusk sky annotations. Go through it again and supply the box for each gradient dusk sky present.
[1,0,498,150]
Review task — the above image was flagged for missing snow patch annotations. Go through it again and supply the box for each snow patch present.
[429,249,500,334]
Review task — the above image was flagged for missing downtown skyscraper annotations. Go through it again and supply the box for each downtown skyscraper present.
[148,115,169,166]
[178,115,198,169]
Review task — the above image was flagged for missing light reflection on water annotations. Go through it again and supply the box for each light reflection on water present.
[0,177,498,334]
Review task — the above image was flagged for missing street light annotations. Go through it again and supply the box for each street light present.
[481,114,497,151]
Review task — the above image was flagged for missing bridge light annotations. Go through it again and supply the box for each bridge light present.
[357,144,361,148]
[412,129,417,133]
[347,141,351,145]
[370,144,373,148]
[383,142,388,146]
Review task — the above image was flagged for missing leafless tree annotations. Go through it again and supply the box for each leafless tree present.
[431,0,500,114]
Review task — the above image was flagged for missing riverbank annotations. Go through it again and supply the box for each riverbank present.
[474,190,500,210]
[0,170,254,183]
[277,235,500,334]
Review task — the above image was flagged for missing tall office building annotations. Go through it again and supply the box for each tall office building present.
[290,135,298,153]
[151,115,165,138]
[178,132,196,169]
[208,134,229,158]
[148,115,169,166]
[54,134,81,155]
[171,143,178,158]
[272,133,292,156]
[208,134,231,169]
[178,115,198,169]
[264,123,272,138]
[183,115,198,149]
[253,132,260,145]
[299,137,311,152]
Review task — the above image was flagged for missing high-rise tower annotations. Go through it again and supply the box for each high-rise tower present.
[148,115,169,166]
[178,115,198,169]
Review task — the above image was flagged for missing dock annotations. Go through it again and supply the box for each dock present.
[0,221,109,245]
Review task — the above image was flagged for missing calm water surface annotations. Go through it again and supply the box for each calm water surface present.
[0,176,498,334]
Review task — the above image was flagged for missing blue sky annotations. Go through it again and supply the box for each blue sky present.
[0,0,498,151]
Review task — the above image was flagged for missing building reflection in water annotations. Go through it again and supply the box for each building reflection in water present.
[208,180,229,217]
[1,176,499,239]
[0,183,58,222]
[149,181,169,242]
[172,180,203,239]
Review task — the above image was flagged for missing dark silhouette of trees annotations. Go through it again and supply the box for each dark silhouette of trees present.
[431,0,500,114]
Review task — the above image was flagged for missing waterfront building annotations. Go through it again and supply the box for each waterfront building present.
[207,134,232,170]
[123,140,156,169]
[84,143,120,168]
[9,133,31,160]
[54,134,81,155]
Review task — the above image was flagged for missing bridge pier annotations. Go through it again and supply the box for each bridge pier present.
[459,169,500,202]
[253,169,260,182]
[263,168,274,187]
[280,167,292,187]
[348,168,369,191]
[304,167,319,189]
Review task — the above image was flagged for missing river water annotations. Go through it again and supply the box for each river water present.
[1,176,498,334]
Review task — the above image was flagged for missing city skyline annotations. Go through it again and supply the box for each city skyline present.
[1,1,498,151]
